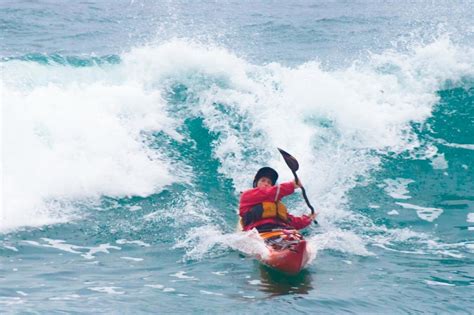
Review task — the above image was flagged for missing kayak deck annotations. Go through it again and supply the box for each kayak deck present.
[259,230,309,275]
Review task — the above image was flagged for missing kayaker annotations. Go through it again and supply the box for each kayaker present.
[239,167,316,232]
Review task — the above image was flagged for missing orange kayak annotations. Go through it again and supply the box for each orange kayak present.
[259,229,309,275]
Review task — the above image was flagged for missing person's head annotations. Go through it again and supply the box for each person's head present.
[253,167,278,188]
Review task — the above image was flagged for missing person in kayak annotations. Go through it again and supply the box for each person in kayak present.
[239,167,316,232]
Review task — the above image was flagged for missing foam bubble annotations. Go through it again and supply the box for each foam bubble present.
[0,297,24,306]
[116,239,150,247]
[88,287,125,295]
[425,280,455,287]
[383,178,415,200]
[48,294,81,301]
[396,202,443,222]
[120,256,144,262]
[248,279,262,285]
[81,243,121,260]
[431,154,449,170]
[21,238,121,260]
[127,205,142,212]
[163,288,175,293]
[3,245,19,252]
[200,290,223,296]
[170,271,198,281]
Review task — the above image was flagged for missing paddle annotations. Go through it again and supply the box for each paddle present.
[278,148,318,225]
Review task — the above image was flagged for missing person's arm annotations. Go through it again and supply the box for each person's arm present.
[286,213,316,230]
[239,181,295,210]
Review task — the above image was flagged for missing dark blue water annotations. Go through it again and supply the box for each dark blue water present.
[1,1,473,313]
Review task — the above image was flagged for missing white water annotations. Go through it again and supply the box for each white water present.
[170,36,473,258]
[2,35,474,263]
[1,64,178,232]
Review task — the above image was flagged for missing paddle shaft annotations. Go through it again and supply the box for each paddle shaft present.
[291,170,318,225]
[277,148,318,225]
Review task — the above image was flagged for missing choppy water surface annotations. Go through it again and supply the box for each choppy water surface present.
[1,1,473,313]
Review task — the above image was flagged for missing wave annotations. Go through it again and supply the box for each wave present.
[1,34,473,263]
[2,53,121,67]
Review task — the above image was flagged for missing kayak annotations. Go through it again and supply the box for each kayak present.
[258,229,309,275]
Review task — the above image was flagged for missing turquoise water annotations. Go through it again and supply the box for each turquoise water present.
[1,1,474,313]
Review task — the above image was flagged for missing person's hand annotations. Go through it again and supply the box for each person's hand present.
[309,213,317,221]
[294,179,303,189]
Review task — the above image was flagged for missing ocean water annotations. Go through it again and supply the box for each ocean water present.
[1,0,473,313]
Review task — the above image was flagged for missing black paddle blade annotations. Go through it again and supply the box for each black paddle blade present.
[278,148,299,172]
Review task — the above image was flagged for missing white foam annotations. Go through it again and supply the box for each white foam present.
[88,287,125,295]
[170,271,198,281]
[1,60,179,233]
[127,205,142,212]
[0,297,24,305]
[425,280,455,287]
[22,238,121,259]
[116,239,150,247]
[431,154,448,170]
[3,245,18,252]
[120,256,143,262]
[435,138,474,151]
[200,290,224,296]
[81,243,121,260]
[467,213,474,223]
[372,243,426,255]
[163,288,175,293]
[396,202,443,222]
[388,210,399,216]
[23,238,82,255]
[173,226,269,261]
[307,229,374,259]
[383,178,414,200]
[49,294,81,300]
[40,238,83,254]
[433,250,464,259]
